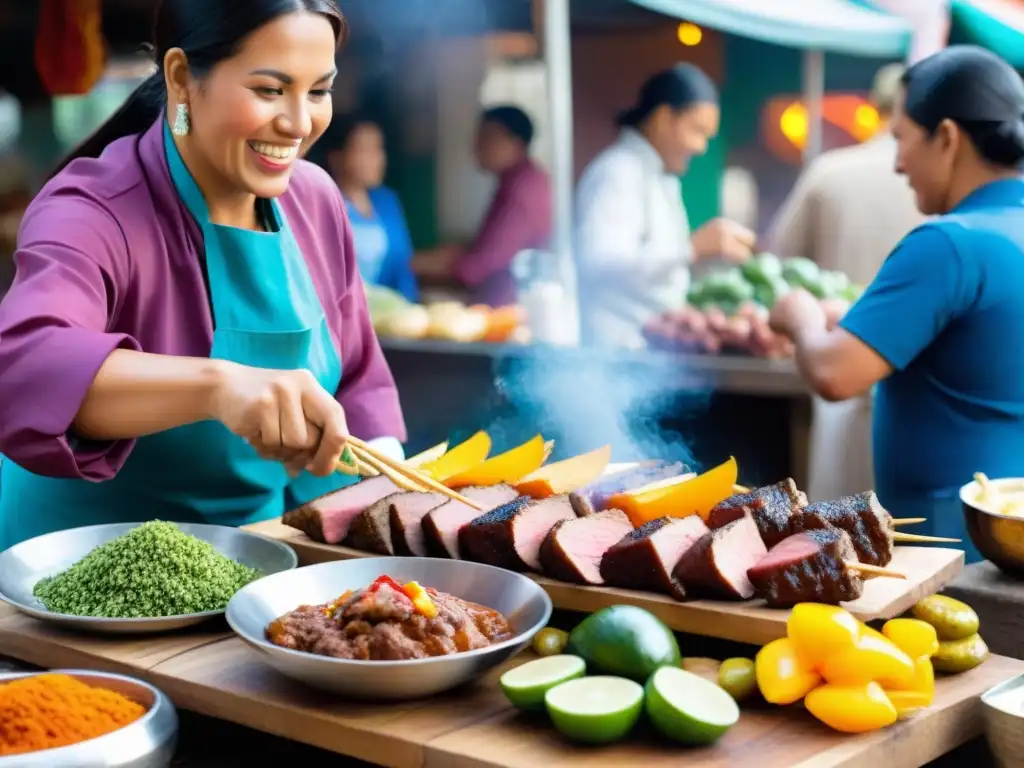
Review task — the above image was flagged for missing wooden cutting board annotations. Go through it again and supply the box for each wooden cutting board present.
[244,519,965,646]
[0,607,1016,768]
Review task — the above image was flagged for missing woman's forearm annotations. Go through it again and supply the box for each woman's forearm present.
[73,349,227,440]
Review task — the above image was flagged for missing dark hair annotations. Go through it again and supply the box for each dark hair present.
[481,105,535,146]
[618,63,718,128]
[902,45,1024,167]
[51,0,347,178]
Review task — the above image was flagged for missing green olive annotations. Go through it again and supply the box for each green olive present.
[718,657,757,702]
[911,595,980,641]
[932,634,990,674]
[532,627,569,657]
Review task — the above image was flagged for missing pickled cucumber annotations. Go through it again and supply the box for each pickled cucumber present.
[533,627,569,657]
[911,595,980,641]
[932,634,989,674]
[718,658,757,702]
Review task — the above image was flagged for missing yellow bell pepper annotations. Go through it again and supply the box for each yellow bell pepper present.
[786,604,862,669]
[805,682,898,734]
[882,619,939,659]
[885,655,935,719]
[609,456,738,527]
[755,637,822,705]
[419,431,491,483]
[820,628,915,688]
[403,581,438,619]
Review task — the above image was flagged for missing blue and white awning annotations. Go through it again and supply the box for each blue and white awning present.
[626,0,913,56]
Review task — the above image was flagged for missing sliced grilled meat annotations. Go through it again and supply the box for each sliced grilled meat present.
[538,510,633,584]
[459,495,576,572]
[747,527,864,608]
[799,491,893,566]
[421,484,520,558]
[673,514,767,600]
[707,479,808,548]
[343,492,405,554]
[282,476,399,544]
[599,515,708,600]
[389,492,447,557]
[568,461,685,517]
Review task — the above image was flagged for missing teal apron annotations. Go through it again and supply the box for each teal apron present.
[0,122,356,548]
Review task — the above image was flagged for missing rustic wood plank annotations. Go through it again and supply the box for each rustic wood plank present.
[147,638,515,768]
[422,655,1023,768]
[0,612,231,673]
[245,520,965,646]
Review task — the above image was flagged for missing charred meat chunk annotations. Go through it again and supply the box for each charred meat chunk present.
[599,515,708,600]
[673,514,767,600]
[747,527,864,608]
[539,510,633,584]
[800,491,893,567]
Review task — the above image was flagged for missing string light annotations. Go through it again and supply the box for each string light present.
[677,22,703,46]
[779,102,808,148]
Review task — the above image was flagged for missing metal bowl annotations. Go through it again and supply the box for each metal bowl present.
[981,673,1024,768]
[226,557,552,700]
[960,478,1024,578]
[0,522,297,634]
[0,669,178,767]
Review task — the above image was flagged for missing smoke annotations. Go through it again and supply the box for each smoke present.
[486,346,710,470]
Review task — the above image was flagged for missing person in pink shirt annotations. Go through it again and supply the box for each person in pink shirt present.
[416,106,551,306]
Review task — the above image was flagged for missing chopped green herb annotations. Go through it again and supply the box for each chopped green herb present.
[33,521,261,618]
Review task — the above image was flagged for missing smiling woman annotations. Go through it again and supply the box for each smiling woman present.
[0,0,408,548]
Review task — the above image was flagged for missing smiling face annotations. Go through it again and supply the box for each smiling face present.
[166,11,338,205]
[644,102,720,175]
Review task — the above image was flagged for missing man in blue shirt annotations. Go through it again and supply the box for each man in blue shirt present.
[769,47,1024,561]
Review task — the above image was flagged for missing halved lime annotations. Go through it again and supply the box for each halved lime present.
[544,676,644,744]
[500,655,585,711]
[645,666,740,745]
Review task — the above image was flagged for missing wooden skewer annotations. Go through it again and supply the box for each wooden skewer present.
[893,532,960,544]
[845,561,907,579]
[346,437,485,510]
[355,458,380,477]
[732,484,750,494]
[892,518,927,526]
[347,449,424,492]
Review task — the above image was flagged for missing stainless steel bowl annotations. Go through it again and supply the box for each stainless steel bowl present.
[0,522,297,634]
[0,669,178,767]
[960,477,1024,577]
[226,557,552,700]
[981,673,1024,768]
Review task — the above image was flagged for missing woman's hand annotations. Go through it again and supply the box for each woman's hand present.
[207,363,348,477]
[691,218,757,263]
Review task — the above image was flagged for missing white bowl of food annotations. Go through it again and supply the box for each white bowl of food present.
[225,557,552,700]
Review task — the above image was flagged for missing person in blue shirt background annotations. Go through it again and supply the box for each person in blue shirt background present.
[769,46,1024,563]
[323,115,419,301]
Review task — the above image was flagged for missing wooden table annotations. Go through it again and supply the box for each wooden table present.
[0,600,1018,767]
[944,562,1024,658]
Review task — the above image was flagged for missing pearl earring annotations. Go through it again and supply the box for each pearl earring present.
[172,103,191,136]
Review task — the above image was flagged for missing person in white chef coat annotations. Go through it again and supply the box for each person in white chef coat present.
[575,64,756,349]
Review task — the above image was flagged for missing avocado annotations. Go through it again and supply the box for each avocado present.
[566,605,681,682]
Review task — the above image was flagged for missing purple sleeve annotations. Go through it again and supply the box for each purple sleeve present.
[452,169,550,288]
[332,199,408,443]
[0,195,141,480]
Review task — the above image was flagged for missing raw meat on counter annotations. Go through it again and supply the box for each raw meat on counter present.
[599,516,709,600]
[538,510,633,585]
[282,476,399,544]
[459,496,576,571]
[422,484,520,558]
[747,527,864,608]
[568,461,685,517]
[673,515,768,600]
